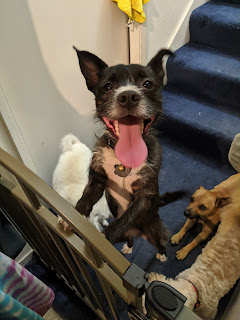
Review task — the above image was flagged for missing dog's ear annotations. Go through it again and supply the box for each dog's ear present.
[216,197,230,208]
[147,49,173,84]
[73,46,108,93]
[196,186,204,190]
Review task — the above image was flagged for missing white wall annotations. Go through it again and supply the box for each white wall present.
[140,0,209,63]
[0,0,129,185]
[0,114,19,160]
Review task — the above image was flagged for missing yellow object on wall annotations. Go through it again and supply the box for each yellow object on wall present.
[113,0,150,23]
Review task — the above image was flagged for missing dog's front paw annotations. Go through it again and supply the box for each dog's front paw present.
[57,216,72,232]
[156,253,167,262]
[176,247,189,260]
[102,219,109,227]
[121,244,133,255]
[171,232,183,245]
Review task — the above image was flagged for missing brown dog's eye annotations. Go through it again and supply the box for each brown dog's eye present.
[103,83,112,91]
[143,80,153,89]
[190,196,194,202]
[199,204,207,210]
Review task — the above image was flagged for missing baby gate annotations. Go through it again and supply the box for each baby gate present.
[0,147,199,320]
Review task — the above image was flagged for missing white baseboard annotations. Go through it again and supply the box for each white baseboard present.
[168,0,209,51]
[0,85,36,173]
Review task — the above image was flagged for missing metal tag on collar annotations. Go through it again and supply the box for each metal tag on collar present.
[114,164,131,177]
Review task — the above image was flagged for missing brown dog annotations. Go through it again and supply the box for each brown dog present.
[171,173,240,260]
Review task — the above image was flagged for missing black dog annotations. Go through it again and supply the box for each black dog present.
[72,48,178,261]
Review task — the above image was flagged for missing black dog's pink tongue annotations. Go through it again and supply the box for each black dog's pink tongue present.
[115,116,148,169]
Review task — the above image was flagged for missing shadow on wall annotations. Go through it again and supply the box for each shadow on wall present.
[0,0,102,185]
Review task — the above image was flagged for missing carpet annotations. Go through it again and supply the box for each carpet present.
[0,210,26,259]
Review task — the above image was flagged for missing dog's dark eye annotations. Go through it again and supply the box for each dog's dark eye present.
[103,83,112,91]
[190,196,194,202]
[143,80,153,89]
[199,204,207,211]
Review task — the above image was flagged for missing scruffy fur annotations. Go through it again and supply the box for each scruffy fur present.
[171,173,240,259]
[148,191,240,319]
[58,47,186,261]
[52,134,112,231]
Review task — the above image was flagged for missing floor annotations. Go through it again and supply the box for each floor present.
[44,308,63,320]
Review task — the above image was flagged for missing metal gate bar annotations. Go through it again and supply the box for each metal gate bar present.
[67,245,104,312]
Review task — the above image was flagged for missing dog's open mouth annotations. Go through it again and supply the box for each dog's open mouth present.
[103,115,155,169]
[103,115,155,138]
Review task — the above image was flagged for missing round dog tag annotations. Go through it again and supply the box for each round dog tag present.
[114,164,131,177]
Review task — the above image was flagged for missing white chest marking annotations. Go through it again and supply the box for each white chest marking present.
[102,147,143,217]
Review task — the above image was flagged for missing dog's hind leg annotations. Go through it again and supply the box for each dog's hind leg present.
[145,217,168,262]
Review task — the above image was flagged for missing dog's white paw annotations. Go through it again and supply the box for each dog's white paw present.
[57,216,72,232]
[121,244,133,255]
[102,219,109,227]
[156,253,167,262]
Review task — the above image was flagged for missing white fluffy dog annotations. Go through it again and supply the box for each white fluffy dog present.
[52,134,112,232]
[148,191,240,320]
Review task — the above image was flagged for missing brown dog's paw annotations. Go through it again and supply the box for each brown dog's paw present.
[176,247,189,260]
[121,244,133,255]
[171,233,183,245]
[57,216,73,232]
[156,253,167,262]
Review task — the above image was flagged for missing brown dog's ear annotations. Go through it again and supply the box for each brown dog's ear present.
[216,197,230,208]
[73,46,108,93]
[147,49,173,84]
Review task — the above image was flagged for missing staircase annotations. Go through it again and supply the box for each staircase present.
[154,2,240,315]
[159,0,240,196]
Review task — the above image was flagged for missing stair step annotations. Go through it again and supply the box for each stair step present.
[159,135,236,196]
[213,0,240,5]
[166,43,240,109]
[190,1,240,56]
[160,86,240,164]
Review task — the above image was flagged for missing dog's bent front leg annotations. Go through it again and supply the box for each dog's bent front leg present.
[176,224,212,260]
[171,218,196,245]
[75,168,107,217]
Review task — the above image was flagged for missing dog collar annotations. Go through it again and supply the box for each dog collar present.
[107,137,131,177]
[187,280,200,309]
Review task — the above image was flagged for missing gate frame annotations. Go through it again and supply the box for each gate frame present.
[0,147,202,320]
[0,147,145,319]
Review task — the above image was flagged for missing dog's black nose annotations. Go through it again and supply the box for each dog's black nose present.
[184,209,191,218]
[117,90,141,109]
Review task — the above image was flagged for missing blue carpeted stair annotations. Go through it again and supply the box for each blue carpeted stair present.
[190,1,240,57]
[166,44,240,108]
[26,1,240,319]
[160,0,240,166]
